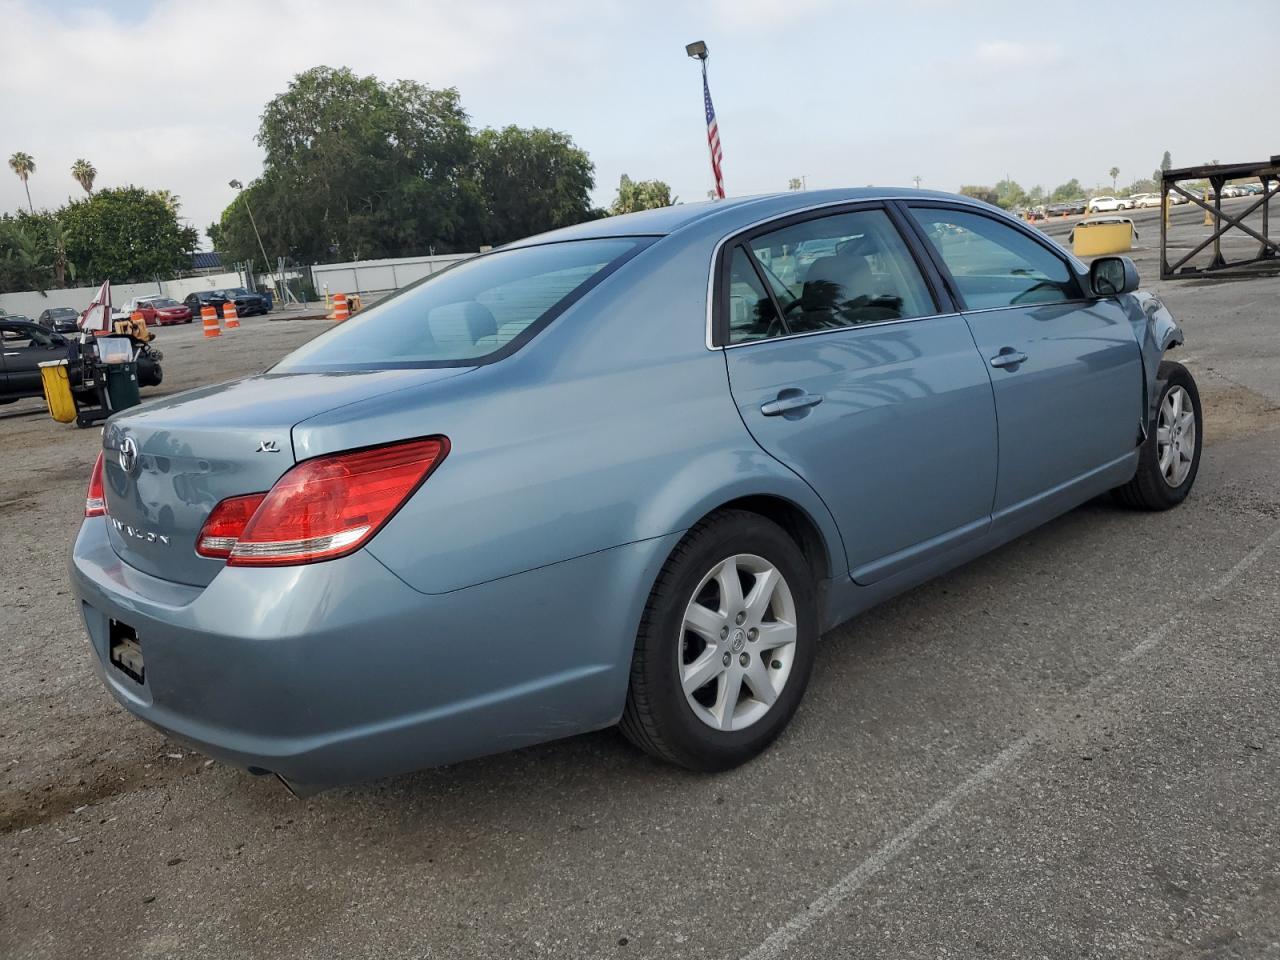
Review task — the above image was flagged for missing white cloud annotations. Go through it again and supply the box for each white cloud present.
[974,40,1060,67]
[0,0,601,243]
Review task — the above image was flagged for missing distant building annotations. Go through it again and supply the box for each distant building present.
[188,251,225,276]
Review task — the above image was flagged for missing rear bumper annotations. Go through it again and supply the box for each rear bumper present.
[70,518,679,787]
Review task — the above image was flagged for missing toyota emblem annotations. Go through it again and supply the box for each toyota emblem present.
[118,436,139,473]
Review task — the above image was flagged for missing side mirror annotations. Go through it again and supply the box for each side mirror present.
[1090,255,1139,296]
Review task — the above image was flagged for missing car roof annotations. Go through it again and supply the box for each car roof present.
[502,187,990,248]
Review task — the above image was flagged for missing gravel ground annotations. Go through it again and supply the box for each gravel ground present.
[2,221,1278,959]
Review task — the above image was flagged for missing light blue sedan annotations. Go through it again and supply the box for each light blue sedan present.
[71,189,1201,791]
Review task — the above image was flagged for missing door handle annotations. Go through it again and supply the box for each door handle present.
[989,349,1028,369]
[761,390,824,417]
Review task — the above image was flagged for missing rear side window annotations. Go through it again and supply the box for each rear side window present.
[275,238,649,370]
[909,207,1081,309]
[726,247,782,344]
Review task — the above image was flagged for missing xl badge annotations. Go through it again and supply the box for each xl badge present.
[256,440,280,453]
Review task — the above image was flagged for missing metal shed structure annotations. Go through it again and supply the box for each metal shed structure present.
[1160,156,1279,278]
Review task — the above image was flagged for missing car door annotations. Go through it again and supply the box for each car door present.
[0,322,65,397]
[719,204,999,584]
[903,202,1144,517]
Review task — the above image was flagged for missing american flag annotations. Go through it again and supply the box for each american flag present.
[702,69,724,199]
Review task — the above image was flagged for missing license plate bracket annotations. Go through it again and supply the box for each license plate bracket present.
[108,619,145,684]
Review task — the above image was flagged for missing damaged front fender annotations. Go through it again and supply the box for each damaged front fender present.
[1129,290,1185,425]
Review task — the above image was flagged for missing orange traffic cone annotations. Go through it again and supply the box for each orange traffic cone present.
[223,300,240,329]
[202,304,221,338]
[333,293,350,322]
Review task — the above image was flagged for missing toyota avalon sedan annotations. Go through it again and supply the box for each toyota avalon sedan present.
[72,188,1201,793]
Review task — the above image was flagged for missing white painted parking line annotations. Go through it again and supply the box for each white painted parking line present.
[742,522,1280,960]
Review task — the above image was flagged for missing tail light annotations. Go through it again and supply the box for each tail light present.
[196,493,266,558]
[85,452,106,517]
[195,437,448,566]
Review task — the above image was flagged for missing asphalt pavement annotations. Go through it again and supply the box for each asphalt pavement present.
[2,215,1278,960]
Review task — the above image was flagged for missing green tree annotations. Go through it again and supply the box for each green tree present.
[473,125,595,245]
[0,211,77,293]
[1108,166,1120,191]
[60,186,199,283]
[9,152,35,213]
[1027,184,1046,205]
[958,185,998,205]
[609,174,676,215]
[994,178,1027,210]
[1051,179,1083,202]
[226,65,482,264]
[0,217,46,291]
[71,158,97,195]
[1160,151,1172,172]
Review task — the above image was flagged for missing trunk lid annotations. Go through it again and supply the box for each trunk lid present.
[100,368,471,586]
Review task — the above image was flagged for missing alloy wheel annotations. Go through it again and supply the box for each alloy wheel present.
[678,554,798,732]
[1156,384,1196,487]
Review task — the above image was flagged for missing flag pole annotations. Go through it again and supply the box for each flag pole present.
[686,40,724,200]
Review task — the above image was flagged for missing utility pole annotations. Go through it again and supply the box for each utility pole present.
[228,179,280,301]
[912,175,922,189]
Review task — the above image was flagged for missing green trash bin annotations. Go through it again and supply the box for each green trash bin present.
[104,361,141,412]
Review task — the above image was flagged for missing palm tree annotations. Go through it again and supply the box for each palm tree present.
[9,151,35,212]
[1109,166,1120,192]
[71,158,97,195]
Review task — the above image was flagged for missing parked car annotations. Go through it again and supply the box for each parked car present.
[1088,195,1129,212]
[71,188,1201,792]
[129,297,191,326]
[1129,193,1161,208]
[184,287,270,319]
[37,307,82,334]
[0,318,79,404]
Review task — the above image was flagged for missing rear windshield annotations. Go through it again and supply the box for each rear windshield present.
[275,238,649,371]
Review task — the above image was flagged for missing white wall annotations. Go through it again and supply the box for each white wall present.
[311,253,475,296]
[0,271,244,318]
[0,252,478,317]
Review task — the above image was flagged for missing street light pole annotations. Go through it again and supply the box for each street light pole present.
[228,179,280,301]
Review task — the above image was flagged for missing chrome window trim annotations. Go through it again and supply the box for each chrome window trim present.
[703,195,974,351]
[722,310,956,349]
[958,296,1102,319]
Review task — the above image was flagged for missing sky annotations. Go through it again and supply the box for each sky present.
[2,0,1276,250]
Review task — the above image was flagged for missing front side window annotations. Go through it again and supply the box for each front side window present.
[277,238,648,370]
[735,208,935,341]
[909,207,1081,309]
[2,325,54,348]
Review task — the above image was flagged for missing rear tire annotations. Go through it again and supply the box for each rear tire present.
[1112,361,1202,510]
[620,510,818,771]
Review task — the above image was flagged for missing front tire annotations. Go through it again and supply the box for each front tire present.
[1113,361,1202,510]
[620,510,818,771]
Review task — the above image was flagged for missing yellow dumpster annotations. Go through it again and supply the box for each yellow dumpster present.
[1070,217,1137,257]
[39,359,77,424]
